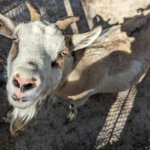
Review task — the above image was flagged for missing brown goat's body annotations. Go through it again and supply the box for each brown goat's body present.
[55,14,150,102]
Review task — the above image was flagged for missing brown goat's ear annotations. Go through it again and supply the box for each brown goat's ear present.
[56,16,79,30]
[0,13,16,38]
[71,26,102,51]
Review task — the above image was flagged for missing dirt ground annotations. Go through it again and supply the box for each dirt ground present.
[0,0,150,150]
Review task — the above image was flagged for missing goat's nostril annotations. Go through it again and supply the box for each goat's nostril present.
[13,79,20,88]
[22,96,28,102]
[12,94,20,101]
[21,83,35,93]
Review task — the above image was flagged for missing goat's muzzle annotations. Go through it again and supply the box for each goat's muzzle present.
[11,73,39,102]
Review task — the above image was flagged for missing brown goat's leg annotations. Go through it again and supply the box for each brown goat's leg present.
[67,97,89,121]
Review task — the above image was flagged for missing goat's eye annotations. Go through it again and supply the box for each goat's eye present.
[51,61,57,67]
[68,39,72,46]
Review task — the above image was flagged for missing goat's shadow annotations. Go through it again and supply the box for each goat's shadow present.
[0,0,150,150]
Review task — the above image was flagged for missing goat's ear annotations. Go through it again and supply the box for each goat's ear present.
[0,14,16,38]
[71,26,102,51]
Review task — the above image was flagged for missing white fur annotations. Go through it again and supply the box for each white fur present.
[6,21,65,124]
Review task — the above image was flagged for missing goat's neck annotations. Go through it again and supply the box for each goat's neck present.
[58,53,75,87]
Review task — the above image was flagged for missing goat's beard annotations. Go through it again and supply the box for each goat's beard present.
[8,83,58,135]
[9,98,43,135]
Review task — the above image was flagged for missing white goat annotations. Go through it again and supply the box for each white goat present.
[0,3,149,134]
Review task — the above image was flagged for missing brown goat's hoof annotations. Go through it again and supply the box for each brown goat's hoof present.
[67,111,76,122]
[65,103,78,123]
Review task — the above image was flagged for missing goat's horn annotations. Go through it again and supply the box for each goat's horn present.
[26,2,41,21]
[56,16,79,30]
